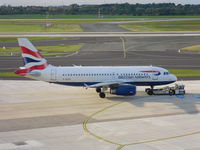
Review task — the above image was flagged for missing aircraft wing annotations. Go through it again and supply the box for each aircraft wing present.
[84,81,128,88]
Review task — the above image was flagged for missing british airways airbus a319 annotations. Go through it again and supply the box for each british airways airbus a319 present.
[15,38,177,98]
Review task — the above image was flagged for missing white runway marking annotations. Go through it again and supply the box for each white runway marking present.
[2,32,200,37]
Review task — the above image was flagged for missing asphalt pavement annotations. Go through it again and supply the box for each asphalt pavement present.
[1,36,200,73]
[80,23,129,32]
[0,18,200,80]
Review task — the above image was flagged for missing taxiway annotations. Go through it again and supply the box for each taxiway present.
[0,80,200,150]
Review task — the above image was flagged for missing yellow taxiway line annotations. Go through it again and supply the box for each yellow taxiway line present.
[83,98,200,150]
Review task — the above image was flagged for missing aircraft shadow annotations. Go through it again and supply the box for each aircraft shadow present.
[106,92,200,115]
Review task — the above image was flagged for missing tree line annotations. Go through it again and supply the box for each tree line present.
[0,3,200,16]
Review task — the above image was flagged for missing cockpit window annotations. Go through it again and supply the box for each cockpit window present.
[164,72,169,75]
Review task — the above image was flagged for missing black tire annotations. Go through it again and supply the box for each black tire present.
[172,90,175,95]
[96,88,101,93]
[169,90,175,96]
[147,90,153,95]
[99,92,106,98]
[145,88,150,93]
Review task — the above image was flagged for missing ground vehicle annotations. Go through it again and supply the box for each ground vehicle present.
[145,84,185,96]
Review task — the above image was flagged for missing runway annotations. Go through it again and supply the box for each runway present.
[0,36,200,78]
[1,50,200,71]
[0,37,121,47]
[0,80,200,150]
[1,32,200,37]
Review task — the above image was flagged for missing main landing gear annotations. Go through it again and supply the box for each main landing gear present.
[145,86,154,95]
[96,87,106,98]
[99,92,106,98]
[96,87,101,93]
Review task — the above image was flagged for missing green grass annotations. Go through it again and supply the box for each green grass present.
[0,19,139,24]
[0,22,83,32]
[0,45,82,56]
[3,17,200,33]
[119,20,200,32]
[0,14,200,19]
[169,69,200,77]
[0,72,21,77]
[181,45,200,52]
[0,19,141,32]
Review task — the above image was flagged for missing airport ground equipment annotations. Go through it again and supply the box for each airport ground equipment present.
[145,84,185,96]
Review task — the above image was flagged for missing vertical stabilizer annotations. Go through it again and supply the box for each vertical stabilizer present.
[15,38,48,76]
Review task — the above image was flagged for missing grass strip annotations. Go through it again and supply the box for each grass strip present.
[0,72,21,77]
[181,45,200,52]
[0,19,139,24]
[119,20,200,32]
[0,23,83,32]
[169,69,200,77]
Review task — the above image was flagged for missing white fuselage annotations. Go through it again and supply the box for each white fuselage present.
[31,65,177,87]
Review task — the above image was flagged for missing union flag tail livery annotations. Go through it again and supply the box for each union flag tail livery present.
[15,38,177,98]
[15,38,48,76]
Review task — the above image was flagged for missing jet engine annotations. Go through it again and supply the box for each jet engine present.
[110,85,136,96]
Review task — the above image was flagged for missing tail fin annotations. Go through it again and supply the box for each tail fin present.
[15,38,48,76]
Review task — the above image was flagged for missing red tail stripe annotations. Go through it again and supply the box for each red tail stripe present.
[15,69,28,76]
[20,46,43,58]
[15,63,48,76]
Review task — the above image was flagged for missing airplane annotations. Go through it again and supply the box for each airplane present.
[15,38,177,98]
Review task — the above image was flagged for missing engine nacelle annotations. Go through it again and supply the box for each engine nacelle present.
[110,85,136,96]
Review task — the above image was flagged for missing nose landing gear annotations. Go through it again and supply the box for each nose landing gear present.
[145,86,154,95]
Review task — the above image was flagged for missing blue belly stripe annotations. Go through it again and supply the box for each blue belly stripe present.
[50,81,176,87]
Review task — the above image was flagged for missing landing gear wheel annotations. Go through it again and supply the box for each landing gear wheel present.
[96,88,101,93]
[99,92,106,98]
[169,90,175,96]
[147,90,153,95]
[145,88,151,93]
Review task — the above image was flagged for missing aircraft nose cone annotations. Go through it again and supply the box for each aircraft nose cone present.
[172,74,177,82]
